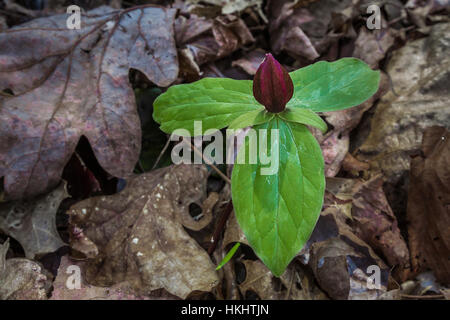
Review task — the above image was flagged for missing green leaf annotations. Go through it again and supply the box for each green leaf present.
[153,77,262,136]
[287,58,380,112]
[278,108,328,133]
[228,109,273,130]
[231,118,325,276]
[216,242,241,271]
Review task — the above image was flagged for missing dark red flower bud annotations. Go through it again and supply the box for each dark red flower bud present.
[253,53,294,113]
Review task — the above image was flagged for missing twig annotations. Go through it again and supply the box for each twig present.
[152,136,171,170]
[184,139,231,185]
[208,200,234,255]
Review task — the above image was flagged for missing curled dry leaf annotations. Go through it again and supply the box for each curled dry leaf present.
[0,239,49,300]
[299,206,390,300]
[176,14,254,78]
[407,126,450,284]
[0,5,179,200]
[68,164,219,299]
[351,175,410,278]
[0,182,67,259]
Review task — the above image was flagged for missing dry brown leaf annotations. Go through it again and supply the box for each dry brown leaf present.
[232,49,266,76]
[0,182,67,259]
[351,175,410,278]
[238,259,326,300]
[309,236,388,300]
[0,6,179,200]
[407,126,450,284]
[50,255,177,300]
[0,239,50,300]
[357,22,450,187]
[68,164,219,299]
[353,25,398,69]
[176,14,254,77]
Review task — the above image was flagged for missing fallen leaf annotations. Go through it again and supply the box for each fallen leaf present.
[267,1,319,61]
[0,5,179,200]
[68,164,219,299]
[187,0,264,16]
[0,239,50,299]
[50,255,177,300]
[407,126,450,284]
[357,22,450,188]
[351,175,410,280]
[309,236,388,300]
[0,182,67,259]
[232,49,266,75]
[238,259,327,300]
[353,25,398,69]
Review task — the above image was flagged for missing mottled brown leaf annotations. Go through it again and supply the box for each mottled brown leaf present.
[68,164,219,299]
[0,5,179,200]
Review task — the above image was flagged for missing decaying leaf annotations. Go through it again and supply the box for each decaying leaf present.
[176,13,254,78]
[309,236,388,300]
[0,5,179,200]
[323,175,410,279]
[0,182,67,259]
[187,0,263,16]
[68,164,219,299]
[50,255,176,300]
[353,22,399,69]
[232,49,266,75]
[268,0,319,61]
[238,259,327,300]
[0,239,50,300]
[351,175,410,278]
[407,126,450,284]
[357,22,450,187]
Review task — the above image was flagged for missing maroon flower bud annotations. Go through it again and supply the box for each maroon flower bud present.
[253,53,294,113]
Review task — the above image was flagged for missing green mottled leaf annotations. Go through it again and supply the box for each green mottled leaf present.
[278,108,328,133]
[153,78,262,136]
[287,58,380,112]
[228,109,273,130]
[231,118,325,276]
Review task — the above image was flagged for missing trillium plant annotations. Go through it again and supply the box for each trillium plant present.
[153,54,380,276]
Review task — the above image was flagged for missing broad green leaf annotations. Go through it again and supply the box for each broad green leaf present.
[278,108,328,133]
[228,109,273,130]
[153,77,262,136]
[231,119,325,276]
[216,242,241,271]
[287,58,380,112]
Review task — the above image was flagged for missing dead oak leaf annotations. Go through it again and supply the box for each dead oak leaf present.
[0,5,179,200]
[68,164,219,299]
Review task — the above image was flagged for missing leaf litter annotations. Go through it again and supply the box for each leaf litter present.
[0,0,449,300]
